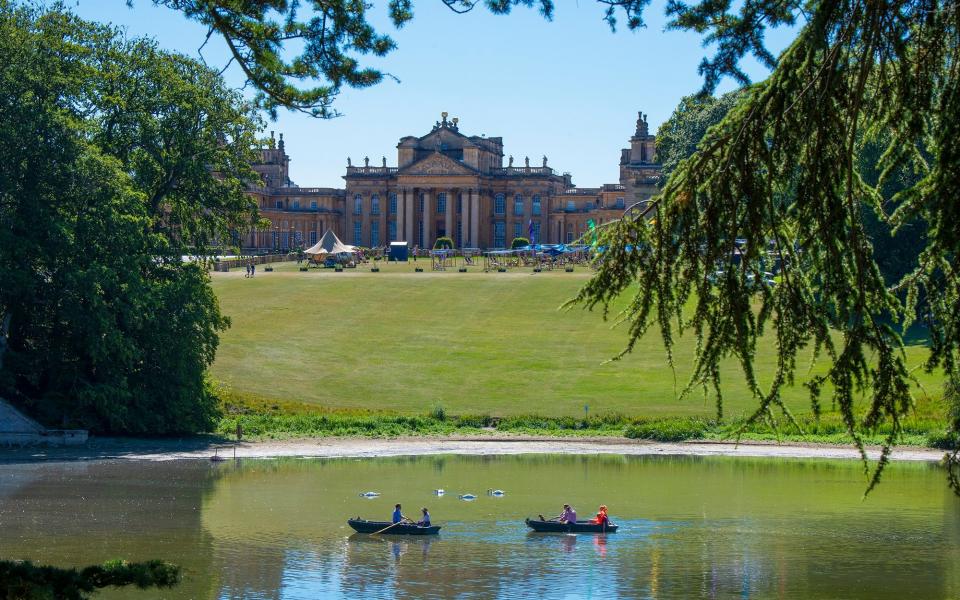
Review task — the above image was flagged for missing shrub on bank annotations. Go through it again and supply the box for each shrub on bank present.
[624,417,715,441]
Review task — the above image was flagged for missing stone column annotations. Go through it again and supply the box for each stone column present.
[445,189,454,243]
[463,189,471,248]
[471,189,480,249]
[403,189,416,246]
[422,189,432,248]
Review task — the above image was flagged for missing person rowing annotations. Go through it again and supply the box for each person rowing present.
[545,503,577,524]
[392,503,412,524]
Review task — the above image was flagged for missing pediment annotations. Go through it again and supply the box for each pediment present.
[401,152,476,176]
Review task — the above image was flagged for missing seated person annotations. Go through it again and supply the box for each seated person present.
[417,507,431,527]
[392,503,410,524]
[590,505,609,526]
[551,504,577,524]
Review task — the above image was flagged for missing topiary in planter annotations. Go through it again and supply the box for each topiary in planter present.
[433,236,454,250]
[510,236,530,249]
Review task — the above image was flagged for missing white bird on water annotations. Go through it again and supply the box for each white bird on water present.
[434,489,445,496]
[359,491,381,498]
[458,493,477,501]
[487,489,505,497]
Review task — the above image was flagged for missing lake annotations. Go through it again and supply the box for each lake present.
[1,454,957,599]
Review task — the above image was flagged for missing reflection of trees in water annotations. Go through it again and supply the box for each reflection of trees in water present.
[0,460,222,600]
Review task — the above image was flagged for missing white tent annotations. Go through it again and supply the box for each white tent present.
[304,229,356,256]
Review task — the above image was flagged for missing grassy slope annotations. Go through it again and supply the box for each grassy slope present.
[211,261,944,425]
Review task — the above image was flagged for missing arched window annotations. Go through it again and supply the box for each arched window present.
[353,194,363,215]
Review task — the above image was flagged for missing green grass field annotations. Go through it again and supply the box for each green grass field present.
[210,260,946,426]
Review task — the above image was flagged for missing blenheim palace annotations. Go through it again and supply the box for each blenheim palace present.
[244,112,661,250]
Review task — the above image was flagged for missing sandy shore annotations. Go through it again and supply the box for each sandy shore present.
[0,435,946,463]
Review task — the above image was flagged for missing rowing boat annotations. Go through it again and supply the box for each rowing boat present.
[525,518,618,533]
[347,518,441,535]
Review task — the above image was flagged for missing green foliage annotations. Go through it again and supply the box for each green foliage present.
[433,236,454,250]
[572,0,960,493]
[147,1,652,118]
[0,559,180,600]
[624,417,714,441]
[0,3,257,433]
[510,237,530,249]
[655,91,743,181]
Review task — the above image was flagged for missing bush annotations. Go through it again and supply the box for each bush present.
[623,417,714,442]
[511,237,530,249]
[433,236,453,250]
[430,404,447,421]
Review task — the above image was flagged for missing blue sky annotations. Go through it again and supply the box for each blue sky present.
[70,1,794,187]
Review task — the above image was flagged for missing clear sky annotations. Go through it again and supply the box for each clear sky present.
[70,1,794,188]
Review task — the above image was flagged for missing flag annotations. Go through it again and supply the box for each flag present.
[527,219,534,243]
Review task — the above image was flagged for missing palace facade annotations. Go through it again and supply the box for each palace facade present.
[243,112,660,251]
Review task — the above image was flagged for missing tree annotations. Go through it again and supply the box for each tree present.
[0,3,259,433]
[566,0,960,493]
[0,559,179,600]
[655,91,743,182]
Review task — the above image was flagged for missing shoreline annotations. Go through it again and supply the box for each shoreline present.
[0,435,946,463]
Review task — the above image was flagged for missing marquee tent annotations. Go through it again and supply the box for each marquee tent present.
[304,229,356,256]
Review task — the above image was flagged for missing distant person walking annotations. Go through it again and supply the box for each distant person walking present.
[250,263,256,277]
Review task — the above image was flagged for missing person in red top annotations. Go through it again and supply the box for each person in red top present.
[590,505,609,526]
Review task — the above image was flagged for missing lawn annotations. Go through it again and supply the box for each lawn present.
[210,260,945,422]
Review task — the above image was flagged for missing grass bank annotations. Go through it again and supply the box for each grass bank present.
[210,263,944,421]
[217,392,955,449]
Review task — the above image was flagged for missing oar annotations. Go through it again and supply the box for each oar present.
[370,521,404,536]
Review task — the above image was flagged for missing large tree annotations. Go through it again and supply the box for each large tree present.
[0,2,259,433]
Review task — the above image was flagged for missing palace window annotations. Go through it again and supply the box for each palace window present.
[457,221,462,247]
[513,222,522,240]
[371,221,380,246]
[437,192,447,215]
[353,194,362,215]
[353,221,362,246]
[457,194,463,213]
[532,195,541,216]
[419,193,425,212]
[418,221,424,247]
[310,231,317,245]
[293,199,300,209]
[494,194,505,215]
[371,194,380,216]
[566,200,576,212]
[310,201,318,210]
[494,221,505,248]
[614,197,625,209]
[532,222,541,242]
[389,192,397,215]
[275,200,283,209]
[389,220,397,242]
[566,231,574,243]
[513,194,524,216]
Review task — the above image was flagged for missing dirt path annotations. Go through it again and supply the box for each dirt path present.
[0,435,945,463]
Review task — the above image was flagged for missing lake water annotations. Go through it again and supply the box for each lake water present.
[0,454,958,599]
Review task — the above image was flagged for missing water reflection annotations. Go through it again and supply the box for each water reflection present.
[0,454,957,599]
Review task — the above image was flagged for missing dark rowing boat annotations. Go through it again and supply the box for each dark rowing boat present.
[525,518,618,533]
[347,518,441,535]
